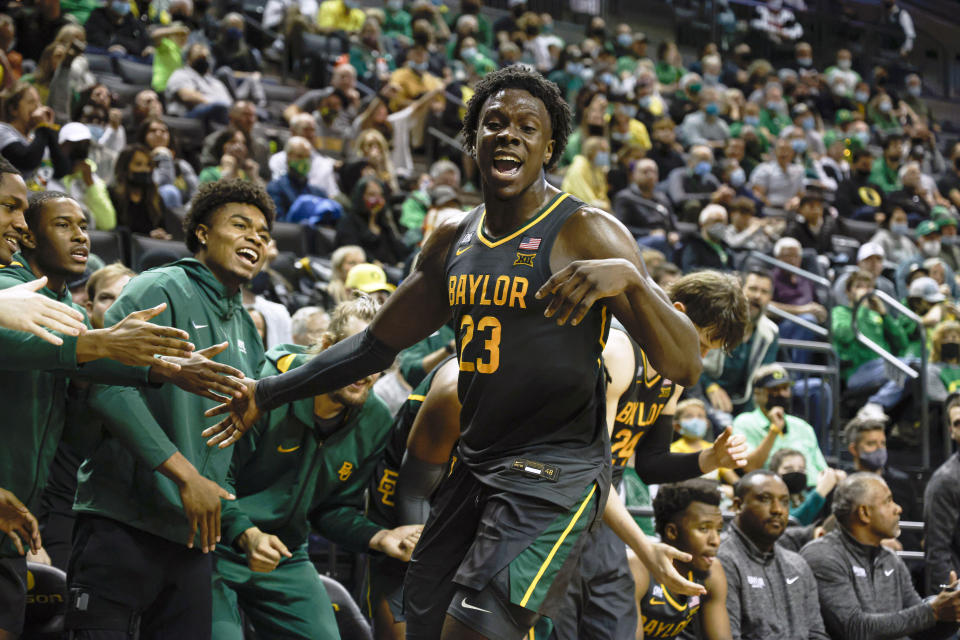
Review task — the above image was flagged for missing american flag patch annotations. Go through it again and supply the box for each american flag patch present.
[518,237,541,251]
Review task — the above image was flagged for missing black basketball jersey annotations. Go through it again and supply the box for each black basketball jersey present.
[444,191,611,509]
[639,571,705,639]
[366,357,455,528]
[609,320,677,485]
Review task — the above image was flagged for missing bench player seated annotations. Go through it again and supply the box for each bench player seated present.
[630,479,732,640]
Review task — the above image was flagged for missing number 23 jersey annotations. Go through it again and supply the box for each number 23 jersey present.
[444,192,611,509]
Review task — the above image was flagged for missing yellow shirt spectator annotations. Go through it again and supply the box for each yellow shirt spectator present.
[561,137,611,211]
[317,0,366,32]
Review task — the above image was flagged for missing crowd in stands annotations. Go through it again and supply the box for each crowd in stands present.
[4,0,960,637]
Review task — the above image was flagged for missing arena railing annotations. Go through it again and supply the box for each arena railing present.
[851,290,933,471]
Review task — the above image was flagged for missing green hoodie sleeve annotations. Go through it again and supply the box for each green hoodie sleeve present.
[883,313,909,356]
[791,489,826,526]
[88,384,178,470]
[0,326,79,370]
[831,306,855,346]
[219,417,265,546]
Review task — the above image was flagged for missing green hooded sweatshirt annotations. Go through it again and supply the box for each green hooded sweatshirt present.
[220,344,394,552]
[74,258,265,545]
[0,255,150,558]
[831,303,909,381]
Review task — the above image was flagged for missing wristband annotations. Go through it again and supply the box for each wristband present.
[706,383,721,395]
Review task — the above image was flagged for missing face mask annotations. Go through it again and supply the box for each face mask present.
[621,105,637,119]
[129,170,152,186]
[942,342,960,360]
[791,139,807,154]
[705,102,720,117]
[730,167,746,187]
[766,394,790,411]
[706,222,726,243]
[408,60,428,73]
[801,116,815,131]
[69,143,90,162]
[387,0,403,10]
[858,447,888,471]
[688,82,702,95]
[289,158,311,178]
[191,56,210,75]
[365,195,385,212]
[768,0,783,10]
[611,131,629,142]
[879,101,892,113]
[855,130,871,146]
[679,417,709,439]
[838,58,852,70]
[890,222,909,236]
[587,124,605,136]
[593,151,610,168]
[855,90,870,103]
[743,115,760,126]
[86,124,105,140]
[600,72,616,87]
[111,0,131,15]
[461,46,477,60]
[525,25,539,36]
[638,95,652,108]
[703,73,719,85]
[581,67,595,82]
[617,33,633,47]
[954,157,960,172]
[943,234,958,246]
[565,62,583,75]
[907,85,921,97]
[923,240,941,256]
[781,471,807,495]
[694,160,712,177]
[797,57,813,67]
[766,100,782,112]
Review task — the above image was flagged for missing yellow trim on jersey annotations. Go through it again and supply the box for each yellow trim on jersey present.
[640,349,662,388]
[528,628,535,640]
[519,483,597,607]
[476,193,569,248]
[598,305,608,349]
[276,354,297,373]
[407,394,427,402]
[661,571,694,611]
[0,260,23,269]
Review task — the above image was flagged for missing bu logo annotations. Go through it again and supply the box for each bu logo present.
[514,252,535,268]
[338,461,354,481]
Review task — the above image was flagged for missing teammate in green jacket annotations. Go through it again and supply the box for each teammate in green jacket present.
[212,296,420,640]
[66,180,274,639]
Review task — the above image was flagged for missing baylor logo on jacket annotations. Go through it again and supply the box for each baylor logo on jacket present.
[338,461,354,481]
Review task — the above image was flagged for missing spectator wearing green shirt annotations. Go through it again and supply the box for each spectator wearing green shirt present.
[759,84,791,137]
[655,40,684,90]
[384,0,413,39]
[734,364,829,487]
[831,269,916,423]
[870,135,905,194]
[928,321,960,401]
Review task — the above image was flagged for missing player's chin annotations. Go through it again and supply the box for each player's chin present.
[694,554,716,572]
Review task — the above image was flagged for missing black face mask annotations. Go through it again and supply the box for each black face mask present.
[526,26,539,36]
[69,143,90,162]
[129,170,152,186]
[587,124,605,136]
[781,471,807,495]
[856,168,872,179]
[954,157,960,172]
[766,394,790,411]
[943,342,960,360]
[191,56,210,75]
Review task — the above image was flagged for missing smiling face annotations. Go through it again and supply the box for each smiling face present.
[0,172,29,265]
[327,315,379,407]
[21,198,89,286]
[475,88,554,200]
[194,203,271,291]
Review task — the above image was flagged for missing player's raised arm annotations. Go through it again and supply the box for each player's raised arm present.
[203,218,459,447]
[538,207,703,386]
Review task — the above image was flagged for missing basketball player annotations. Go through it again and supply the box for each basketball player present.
[205,66,705,640]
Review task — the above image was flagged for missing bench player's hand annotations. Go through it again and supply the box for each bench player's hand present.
[101,303,195,370]
[178,469,234,553]
[932,571,960,622]
[536,259,640,326]
[239,527,292,573]
[0,277,87,345]
[701,426,748,473]
[153,342,248,402]
[0,488,41,555]
[650,541,707,597]
[370,524,423,562]
[203,377,261,448]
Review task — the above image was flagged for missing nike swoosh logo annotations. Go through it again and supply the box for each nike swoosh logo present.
[192,322,208,329]
[786,576,799,585]
[277,445,300,453]
[460,597,492,614]
[884,569,895,576]
[456,245,472,256]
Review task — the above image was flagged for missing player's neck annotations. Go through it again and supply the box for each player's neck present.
[314,394,346,419]
[24,254,67,294]
[481,175,556,237]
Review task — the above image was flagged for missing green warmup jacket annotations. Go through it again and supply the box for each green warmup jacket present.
[397,324,455,388]
[220,344,394,552]
[831,304,908,382]
[0,254,150,558]
[74,258,265,545]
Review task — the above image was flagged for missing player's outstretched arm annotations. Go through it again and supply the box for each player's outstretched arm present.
[0,276,86,345]
[603,486,706,597]
[203,220,460,447]
[537,208,702,386]
[76,302,195,371]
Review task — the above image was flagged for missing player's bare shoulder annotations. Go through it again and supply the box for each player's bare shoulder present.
[416,213,464,277]
[552,204,641,269]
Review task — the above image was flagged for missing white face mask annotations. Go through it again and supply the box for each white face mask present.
[838,59,852,71]
[923,240,942,257]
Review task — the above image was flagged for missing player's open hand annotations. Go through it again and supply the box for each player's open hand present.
[0,277,87,345]
[650,541,707,597]
[535,258,641,326]
[0,487,41,556]
[203,377,261,448]
[239,527,292,573]
[371,524,424,562]
[177,469,234,553]
[103,303,194,370]
[154,342,247,402]
[932,571,960,622]
[705,426,748,471]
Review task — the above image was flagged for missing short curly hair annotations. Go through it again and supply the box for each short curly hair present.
[460,65,571,171]
[653,478,721,539]
[183,180,276,253]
